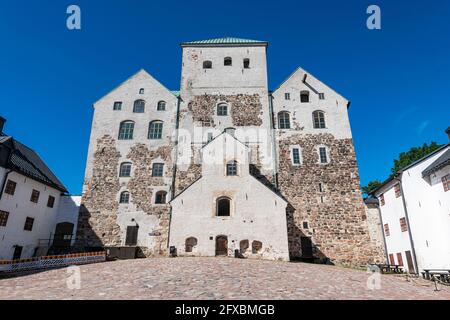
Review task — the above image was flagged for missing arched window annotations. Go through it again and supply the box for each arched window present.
[243,58,250,69]
[226,160,238,176]
[300,91,310,103]
[133,99,145,113]
[217,103,228,116]
[216,197,231,216]
[278,111,290,129]
[119,162,132,177]
[139,88,144,94]
[185,237,198,252]
[203,60,212,69]
[224,57,232,66]
[155,191,167,204]
[119,191,130,204]
[157,101,166,111]
[118,121,135,140]
[148,121,163,139]
[313,111,326,128]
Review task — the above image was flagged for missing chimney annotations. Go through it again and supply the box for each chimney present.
[446,127,450,142]
[0,116,5,135]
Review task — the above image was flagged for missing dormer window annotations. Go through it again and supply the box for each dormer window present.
[243,58,250,69]
[224,57,232,66]
[203,60,212,69]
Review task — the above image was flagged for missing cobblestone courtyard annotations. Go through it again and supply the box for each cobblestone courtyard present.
[1,257,449,300]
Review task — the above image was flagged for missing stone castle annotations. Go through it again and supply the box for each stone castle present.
[76,37,383,266]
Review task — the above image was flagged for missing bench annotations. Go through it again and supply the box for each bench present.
[372,264,404,274]
[422,269,450,283]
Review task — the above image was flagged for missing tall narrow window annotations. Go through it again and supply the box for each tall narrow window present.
[399,217,408,232]
[384,223,390,236]
[155,191,167,204]
[389,253,395,265]
[113,101,122,111]
[0,210,9,227]
[313,111,326,128]
[319,147,328,164]
[397,253,404,267]
[24,217,34,231]
[4,180,17,195]
[148,121,163,139]
[30,189,40,203]
[152,163,164,177]
[119,191,130,204]
[47,196,55,208]
[217,103,228,116]
[318,93,325,100]
[278,111,290,129]
[285,93,290,100]
[118,121,135,140]
[442,174,449,192]
[119,162,132,177]
[203,60,212,69]
[243,58,250,68]
[133,99,145,113]
[292,148,301,165]
[394,183,401,198]
[224,57,232,66]
[226,160,238,176]
[217,197,231,216]
[300,91,310,103]
[157,101,166,111]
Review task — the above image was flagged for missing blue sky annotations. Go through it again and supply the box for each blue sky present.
[1,0,449,194]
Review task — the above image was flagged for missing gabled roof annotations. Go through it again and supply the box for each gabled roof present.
[422,147,450,177]
[93,69,178,106]
[181,37,268,47]
[0,134,67,192]
[371,143,449,195]
[271,66,349,106]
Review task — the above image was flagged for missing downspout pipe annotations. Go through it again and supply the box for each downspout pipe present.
[395,176,419,274]
[167,95,182,252]
[268,93,279,189]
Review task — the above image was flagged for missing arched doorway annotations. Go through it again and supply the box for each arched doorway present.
[215,235,228,256]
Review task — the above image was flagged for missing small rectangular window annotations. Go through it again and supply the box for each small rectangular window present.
[243,58,250,69]
[47,195,55,208]
[292,148,301,165]
[384,223,390,236]
[4,180,17,195]
[318,93,325,100]
[442,174,449,192]
[394,184,401,198]
[379,194,385,206]
[285,93,290,100]
[24,217,34,231]
[30,189,40,203]
[113,101,122,110]
[399,217,408,232]
[319,183,324,192]
[152,163,164,177]
[207,132,213,142]
[0,210,9,227]
[319,147,328,164]
[302,221,309,229]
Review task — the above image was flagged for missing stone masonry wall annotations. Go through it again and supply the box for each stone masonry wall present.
[126,144,172,256]
[187,94,263,126]
[76,135,122,247]
[278,133,385,267]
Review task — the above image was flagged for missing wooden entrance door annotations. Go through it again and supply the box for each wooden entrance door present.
[215,235,228,256]
[405,250,415,273]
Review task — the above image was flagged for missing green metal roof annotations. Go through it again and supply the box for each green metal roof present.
[181,37,267,46]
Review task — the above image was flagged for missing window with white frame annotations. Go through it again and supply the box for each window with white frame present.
[278,111,290,129]
[291,147,301,165]
[148,121,163,139]
[152,163,164,177]
[318,146,329,164]
[217,103,228,116]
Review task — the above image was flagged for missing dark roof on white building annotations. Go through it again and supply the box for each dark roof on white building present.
[422,148,450,177]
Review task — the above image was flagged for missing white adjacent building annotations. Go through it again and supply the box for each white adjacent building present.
[373,128,450,273]
[0,117,80,260]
